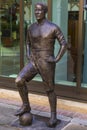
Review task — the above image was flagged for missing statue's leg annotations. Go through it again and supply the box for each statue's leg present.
[37,59,57,127]
[15,62,37,116]
[43,73,57,127]
[46,90,57,127]
[15,78,31,116]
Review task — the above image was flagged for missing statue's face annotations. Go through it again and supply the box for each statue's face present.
[35,4,45,21]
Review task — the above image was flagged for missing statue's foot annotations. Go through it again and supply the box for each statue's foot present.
[46,118,58,128]
[14,105,31,116]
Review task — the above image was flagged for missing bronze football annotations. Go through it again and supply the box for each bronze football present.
[19,112,33,126]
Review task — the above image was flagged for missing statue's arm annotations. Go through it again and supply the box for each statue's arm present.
[47,26,67,63]
[55,27,67,63]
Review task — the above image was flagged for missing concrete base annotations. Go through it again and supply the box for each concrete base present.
[11,115,69,130]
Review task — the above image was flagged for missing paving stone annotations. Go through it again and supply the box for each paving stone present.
[0,103,17,125]
[0,126,20,130]
[57,114,72,122]
[58,109,74,118]
[0,114,16,125]
[31,110,40,115]
[73,112,87,120]
[0,98,87,130]
[37,111,50,118]
[62,123,87,130]
[71,118,87,127]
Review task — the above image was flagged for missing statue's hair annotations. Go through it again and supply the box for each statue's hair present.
[35,2,48,13]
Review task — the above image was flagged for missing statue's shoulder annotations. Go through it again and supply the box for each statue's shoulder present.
[46,20,59,30]
[28,22,37,30]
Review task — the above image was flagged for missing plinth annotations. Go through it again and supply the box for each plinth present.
[11,114,69,130]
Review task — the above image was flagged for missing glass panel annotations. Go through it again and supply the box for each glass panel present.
[52,0,79,86]
[67,0,79,82]
[24,0,32,65]
[82,1,87,88]
[67,0,79,85]
[0,0,20,77]
[52,0,68,83]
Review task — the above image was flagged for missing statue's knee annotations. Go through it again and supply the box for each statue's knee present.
[15,77,24,87]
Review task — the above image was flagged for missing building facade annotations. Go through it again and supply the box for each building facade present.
[0,0,87,101]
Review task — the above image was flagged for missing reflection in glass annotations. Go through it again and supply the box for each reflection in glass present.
[24,0,32,65]
[0,0,20,77]
[67,0,79,82]
[82,5,87,86]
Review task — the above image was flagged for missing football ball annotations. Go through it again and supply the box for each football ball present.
[19,112,33,126]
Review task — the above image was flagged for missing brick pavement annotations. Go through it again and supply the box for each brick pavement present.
[0,89,87,130]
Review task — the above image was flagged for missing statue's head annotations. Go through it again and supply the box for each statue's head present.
[35,2,48,21]
[35,2,48,13]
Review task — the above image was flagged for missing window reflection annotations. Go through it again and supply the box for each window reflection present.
[0,0,81,84]
[0,0,20,77]
[67,0,79,82]
[82,5,87,85]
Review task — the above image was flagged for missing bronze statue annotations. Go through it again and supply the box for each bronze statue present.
[15,2,67,127]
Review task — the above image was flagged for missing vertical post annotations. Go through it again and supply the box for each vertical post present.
[19,0,24,69]
[48,0,52,20]
[77,0,84,91]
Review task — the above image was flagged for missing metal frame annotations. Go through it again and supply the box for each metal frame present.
[20,0,24,69]
[48,0,52,20]
[77,0,84,92]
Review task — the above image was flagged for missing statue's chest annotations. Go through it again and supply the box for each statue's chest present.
[30,24,54,39]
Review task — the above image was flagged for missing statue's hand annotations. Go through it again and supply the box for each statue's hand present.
[47,56,56,63]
